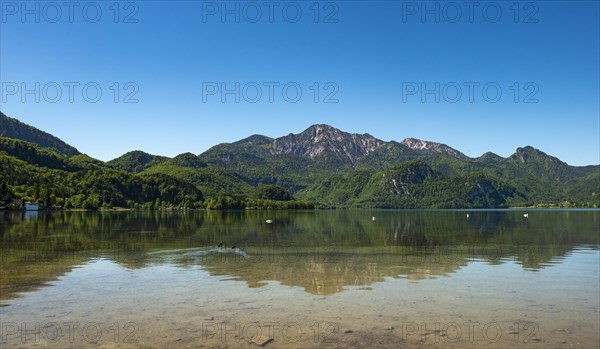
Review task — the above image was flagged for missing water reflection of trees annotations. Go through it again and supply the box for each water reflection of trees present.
[1,210,598,300]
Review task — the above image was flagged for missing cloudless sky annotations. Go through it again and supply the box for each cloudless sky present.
[1,0,598,165]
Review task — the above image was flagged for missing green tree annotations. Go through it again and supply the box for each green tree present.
[43,188,52,207]
[252,185,293,201]
[0,180,8,197]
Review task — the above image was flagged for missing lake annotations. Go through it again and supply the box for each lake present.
[1,210,598,348]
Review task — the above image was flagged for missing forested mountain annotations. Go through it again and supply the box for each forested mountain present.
[107,151,168,173]
[197,123,598,207]
[142,153,254,197]
[0,138,203,209]
[1,112,598,209]
[0,112,80,156]
[297,161,522,208]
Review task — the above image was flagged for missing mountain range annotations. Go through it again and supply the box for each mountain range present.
[1,111,598,209]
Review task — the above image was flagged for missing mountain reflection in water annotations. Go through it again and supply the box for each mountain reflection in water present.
[1,209,598,301]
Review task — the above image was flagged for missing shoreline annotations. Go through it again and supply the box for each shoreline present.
[2,206,599,212]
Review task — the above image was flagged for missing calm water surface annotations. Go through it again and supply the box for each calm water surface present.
[1,210,598,348]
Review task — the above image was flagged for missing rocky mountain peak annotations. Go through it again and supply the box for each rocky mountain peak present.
[303,123,342,135]
[401,137,470,161]
[401,138,430,150]
[271,124,386,164]
[513,146,557,164]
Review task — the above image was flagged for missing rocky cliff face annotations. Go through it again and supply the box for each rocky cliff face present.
[383,161,437,197]
[271,124,386,164]
[401,137,470,161]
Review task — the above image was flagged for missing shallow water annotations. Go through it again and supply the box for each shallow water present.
[1,210,598,348]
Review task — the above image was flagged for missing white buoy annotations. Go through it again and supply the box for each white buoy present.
[523,213,528,218]
[266,219,273,224]
[466,213,469,218]
[372,217,376,221]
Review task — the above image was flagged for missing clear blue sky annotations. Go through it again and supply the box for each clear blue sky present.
[1,1,598,165]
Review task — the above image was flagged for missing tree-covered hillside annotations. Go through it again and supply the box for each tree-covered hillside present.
[141,153,254,197]
[107,150,168,173]
[0,112,80,156]
[297,161,524,208]
[0,139,203,209]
